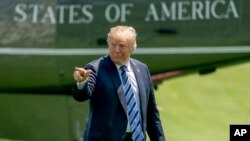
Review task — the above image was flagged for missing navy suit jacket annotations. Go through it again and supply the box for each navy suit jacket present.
[73,55,165,141]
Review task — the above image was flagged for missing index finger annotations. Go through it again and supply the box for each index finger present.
[74,67,85,71]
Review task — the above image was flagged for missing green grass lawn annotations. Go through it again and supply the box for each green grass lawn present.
[155,62,250,141]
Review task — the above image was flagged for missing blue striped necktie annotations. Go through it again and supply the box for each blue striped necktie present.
[120,65,145,141]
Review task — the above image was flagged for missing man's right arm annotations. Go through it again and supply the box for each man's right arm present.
[72,66,97,102]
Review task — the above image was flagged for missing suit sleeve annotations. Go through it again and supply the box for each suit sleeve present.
[72,65,97,102]
[146,68,166,141]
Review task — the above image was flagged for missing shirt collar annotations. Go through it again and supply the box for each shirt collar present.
[115,60,131,72]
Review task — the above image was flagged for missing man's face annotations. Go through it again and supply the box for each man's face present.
[108,37,133,65]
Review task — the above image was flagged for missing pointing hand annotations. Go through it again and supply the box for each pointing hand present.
[73,67,91,82]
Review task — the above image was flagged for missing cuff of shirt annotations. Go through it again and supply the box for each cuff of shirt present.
[76,79,88,90]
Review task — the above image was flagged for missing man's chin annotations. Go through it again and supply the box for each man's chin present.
[114,60,123,65]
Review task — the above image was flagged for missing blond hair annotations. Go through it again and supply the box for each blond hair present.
[107,25,137,50]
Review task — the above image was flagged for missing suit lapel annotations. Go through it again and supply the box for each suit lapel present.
[130,60,147,126]
[104,56,127,113]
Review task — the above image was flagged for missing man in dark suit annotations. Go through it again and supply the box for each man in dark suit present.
[72,25,165,141]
